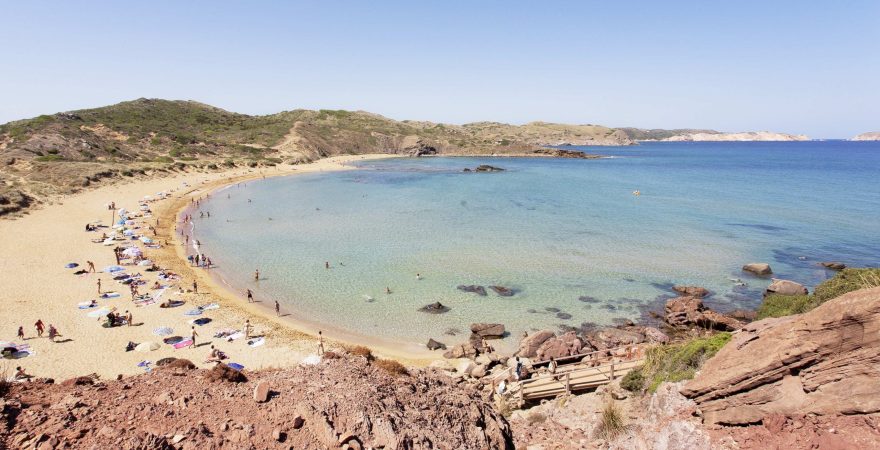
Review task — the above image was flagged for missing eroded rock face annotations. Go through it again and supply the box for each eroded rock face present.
[765,279,808,296]
[742,263,773,276]
[681,287,880,425]
[517,330,555,358]
[535,331,583,361]
[1,356,514,449]
[665,296,743,331]
[585,327,645,350]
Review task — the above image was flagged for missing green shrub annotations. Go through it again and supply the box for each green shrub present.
[644,333,731,392]
[756,294,813,319]
[620,367,645,392]
[597,401,626,439]
[813,268,880,302]
[121,170,133,177]
[153,156,174,163]
[756,268,880,319]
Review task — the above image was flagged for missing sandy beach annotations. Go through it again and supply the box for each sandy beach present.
[0,154,434,380]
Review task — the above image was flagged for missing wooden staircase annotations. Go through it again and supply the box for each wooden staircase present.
[517,358,644,402]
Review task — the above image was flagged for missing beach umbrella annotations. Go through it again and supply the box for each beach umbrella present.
[103,265,125,273]
[153,326,173,336]
[135,342,160,352]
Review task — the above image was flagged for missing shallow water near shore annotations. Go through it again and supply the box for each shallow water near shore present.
[193,141,880,352]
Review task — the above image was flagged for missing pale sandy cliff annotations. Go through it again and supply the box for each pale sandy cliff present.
[851,131,880,141]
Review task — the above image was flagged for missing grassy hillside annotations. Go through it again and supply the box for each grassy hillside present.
[0,98,634,216]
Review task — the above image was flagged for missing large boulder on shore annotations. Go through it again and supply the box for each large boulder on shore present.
[535,331,583,361]
[470,323,505,339]
[443,342,478,359]
[665,296,743,331]
[742,263,773,276]
[681,287,880,425]
[517,330,555,358]
[585,327,645,350]
[765,279,808,296]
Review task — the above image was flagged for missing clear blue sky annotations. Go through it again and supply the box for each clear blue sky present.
[2,1,878,138]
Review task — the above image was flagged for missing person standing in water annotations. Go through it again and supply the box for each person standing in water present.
[325,261,329,269]
[254,269,260,281]
[246,289,254,303]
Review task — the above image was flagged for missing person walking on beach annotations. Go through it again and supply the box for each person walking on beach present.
[125,310,133,326]
[17,326,25,341]
[246,289,254,303]
[97,279,102,295]
[192,281,198,293]
[318,331,325,355]
[190,326,198,349]
[48,324,60,342]
[87,261,96,273]
[244,319,252,339]
[274,300,280,316]
[34,320,44,338]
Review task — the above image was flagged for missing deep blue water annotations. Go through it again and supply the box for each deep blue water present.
[194,141,880,350]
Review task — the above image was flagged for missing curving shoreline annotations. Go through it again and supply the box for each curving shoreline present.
[159,154,440,363]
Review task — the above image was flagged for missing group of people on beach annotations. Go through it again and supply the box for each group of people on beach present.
[15,320,62,343]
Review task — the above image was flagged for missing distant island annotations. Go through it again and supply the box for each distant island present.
[0,98,806,216]
[851,131,880,141]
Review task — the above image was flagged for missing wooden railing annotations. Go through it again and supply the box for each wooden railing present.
[491,343,648,383]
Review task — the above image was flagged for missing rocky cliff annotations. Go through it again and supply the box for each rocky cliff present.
[681,286,880,425]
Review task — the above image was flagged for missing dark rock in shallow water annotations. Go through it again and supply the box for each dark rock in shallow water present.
[545,307,561,313]
[426,338,446,350]
[475,165,505,172]
[457,285,487,296]
[601,304,617,311]
[556,312,572,320]
[443,328,460,336]
[611,318,635,327]
[470,323,505,339]
[578,295,600,303]
[527,308,538,313]
[672,285,710,298]
[489,285,515,296]
[419,302,450,314]
[821,261,846,270]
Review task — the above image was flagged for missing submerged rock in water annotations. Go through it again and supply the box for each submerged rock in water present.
[742,263,773,276]
[474,165,505,172]
[665,296,743,331]
[821,261,846,270]
[672,285,710,298]
[418,302,450,314]
[578,295,600,303]
[489,285,515,296]
[545,307,561,313]
[457,285,487,296]
[556,312,572,320]
[426,338,446,350]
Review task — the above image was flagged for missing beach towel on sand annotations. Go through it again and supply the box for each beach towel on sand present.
[247,337,265,348]
[184,309,203,316]
[227,363,244,371]
[226,332,245,341]
[100,292,121,299]
[78,301,98,309]
[173,338,193,349]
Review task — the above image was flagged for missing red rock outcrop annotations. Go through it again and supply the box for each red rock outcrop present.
[681,287,880,425]
[517,330,555,358]
[0,355,513,449]
[535,331,584,361]
[665,296,744,331]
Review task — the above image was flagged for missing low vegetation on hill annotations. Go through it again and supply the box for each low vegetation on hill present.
[621,332,732,393]
[757,268,880,319]
[0,98,633,217]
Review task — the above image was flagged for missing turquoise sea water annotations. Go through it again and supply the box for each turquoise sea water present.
[194,141,880,351]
